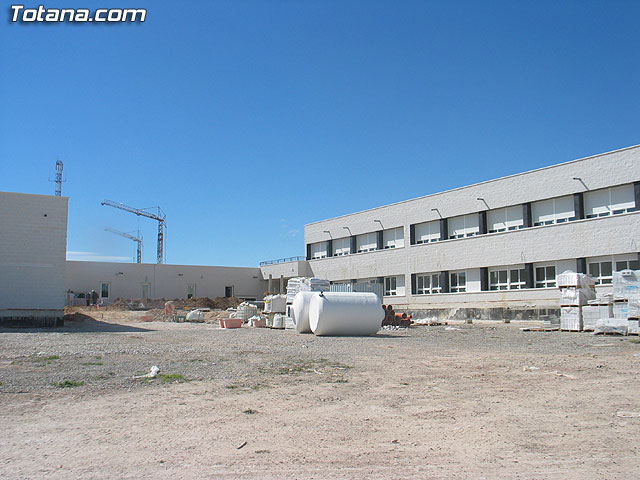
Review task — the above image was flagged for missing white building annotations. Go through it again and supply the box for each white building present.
[65,261,267,304]
[0,191,68,326]
[261,145,640,319]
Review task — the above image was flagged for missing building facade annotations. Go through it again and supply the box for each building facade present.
[66,261,267,304]
[0,191,68,326]
[262,145,640,319]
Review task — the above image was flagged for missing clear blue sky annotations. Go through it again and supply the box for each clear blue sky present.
[2,1,639,266]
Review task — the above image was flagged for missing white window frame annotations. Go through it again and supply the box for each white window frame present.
[384,275,406,296]
[384,276,397,296]
[587,254,640,285]
[489,266,526,290]
[416,272,441,294]
[383,227,405,249]
[584,184,636,219]
[534,264,556,288]
[310,241,328,259]
[448,214,480,239]
[356,232,378,253]
[414,220,441,244]
[450,271,466,293]
[332,237,351,257]
[488,206,524,233]
[532,196,576,226]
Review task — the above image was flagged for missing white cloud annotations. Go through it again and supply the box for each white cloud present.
[287,229,300,237]
[66,251,130,262]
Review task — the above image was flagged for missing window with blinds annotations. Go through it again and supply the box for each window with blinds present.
[414,220,440,244]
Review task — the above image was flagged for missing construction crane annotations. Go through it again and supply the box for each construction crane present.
[101,200,166,264]
[105,227,143,263]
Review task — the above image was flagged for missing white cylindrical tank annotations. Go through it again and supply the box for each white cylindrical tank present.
[292,291,315,333]
[309,292,383,336]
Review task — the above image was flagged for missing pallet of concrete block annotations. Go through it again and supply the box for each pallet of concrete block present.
[593,317,628,335]
[613,269,640,301]
[264,294,287,313]
[628,292,640,319]
[582,304,614,331]
[557,271,595,306]
[613,301,629,320]
[560,306,582,331]
[557,271,595,288]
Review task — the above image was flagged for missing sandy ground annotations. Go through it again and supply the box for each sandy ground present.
[1,310,639,479]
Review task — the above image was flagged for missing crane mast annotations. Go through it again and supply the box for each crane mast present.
[101,200,166,264]
[105,227,143,263]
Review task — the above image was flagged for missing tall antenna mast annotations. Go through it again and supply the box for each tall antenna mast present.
[54,159,64,196]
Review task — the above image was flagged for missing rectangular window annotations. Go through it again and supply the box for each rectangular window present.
[448,214,480,239]
[384,275,406,296]
[534,265,556,288]
[187,284,196,299]
[416,272,441,294]
[141,283,150,299]
[100,282,110,298]
[489,267,526,290]
[384,276,397,296]
[383,227,404,249]
[588,254,640,285]
[414,220,440,244]
[310,241,328,259]
[356,232,377,253]
[488,206,524,233]
[585,184,636,218]
[450,271,466,293]
[332,237,351,256]
[532,196,575,226]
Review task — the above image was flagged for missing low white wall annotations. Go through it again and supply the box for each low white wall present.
[66,261,268,304]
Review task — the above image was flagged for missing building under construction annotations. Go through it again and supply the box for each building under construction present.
[261,144,640,319]
[1,144,640,324]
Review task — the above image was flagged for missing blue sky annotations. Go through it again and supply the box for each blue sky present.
[2,1,639,266]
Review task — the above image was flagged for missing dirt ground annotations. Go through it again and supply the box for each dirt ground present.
[1,309,639,479]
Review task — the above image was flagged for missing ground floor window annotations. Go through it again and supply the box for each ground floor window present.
[384,276,397,296]
[450,271,466,293]
[489,268,526,290]
[588,255,640,285]
[100,282,110,298]
[416,273,441,294]
[535,265,556,288]
[141,283,150,299]
[187,284,196,299]
[383,275,405,296]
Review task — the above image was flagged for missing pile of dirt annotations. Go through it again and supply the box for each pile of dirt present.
[106,297,243,311]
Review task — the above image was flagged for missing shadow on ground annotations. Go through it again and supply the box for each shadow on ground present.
[0,313,153,333]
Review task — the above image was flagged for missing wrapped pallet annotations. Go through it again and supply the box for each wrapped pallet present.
[613,302,629,320]
[560,306,582,331]
[557,271,596,307]
[613,270,640,300]
[594,317,628,335]
[628,292,640,319]
[582,305,613,331]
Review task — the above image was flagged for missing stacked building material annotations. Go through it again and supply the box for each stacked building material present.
[628,290,640,335]
[381,304,412,327]
[286,277,331,303]
[582,304,613,331]
[591,270,640,335]
[557,271,595,331]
